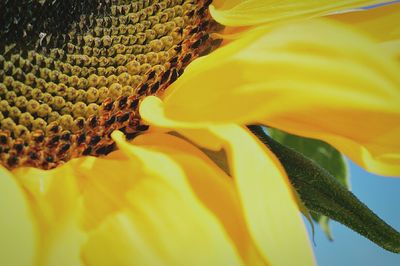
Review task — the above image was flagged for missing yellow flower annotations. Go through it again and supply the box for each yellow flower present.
[143,1,400,176]
[1,1,400,266]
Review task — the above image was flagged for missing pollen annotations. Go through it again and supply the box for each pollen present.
[0,0,223,169]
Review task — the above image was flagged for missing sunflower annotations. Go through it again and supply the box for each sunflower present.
[1,0,400,265]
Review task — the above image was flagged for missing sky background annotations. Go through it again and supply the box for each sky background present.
[306,161,400,266]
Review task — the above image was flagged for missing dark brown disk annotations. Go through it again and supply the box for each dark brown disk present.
[0,0,224,170]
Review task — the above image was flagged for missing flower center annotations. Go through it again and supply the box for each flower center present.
[0,0,222,169]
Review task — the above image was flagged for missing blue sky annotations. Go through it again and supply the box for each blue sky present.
[307,162,400,266]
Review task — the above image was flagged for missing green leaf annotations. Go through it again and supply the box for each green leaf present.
[269,128,349,189]
[269,128,349,240]
[249,125,400,253]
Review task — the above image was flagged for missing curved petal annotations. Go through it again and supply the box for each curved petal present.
[158,19,400,176]
[141,96,226,151]
[140,100,314,265]
[131,132,265,264]
[12,136,246,265]
[210,0,387,27]
[330,2,400,42]
[0,167,37,266]
[73,155,140,231]
[13,164,87,266]
[81,132,243,266]
[211,125,315,266]
[330,2,400,59]
[212,0,242,9]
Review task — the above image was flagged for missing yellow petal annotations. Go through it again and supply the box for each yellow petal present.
[140,96,226,151]
[210,0,387,26]
[381,40,400,60]
[210,125,315,266]
[81,132,243,266]
[139,100,315,265]
[13,164,87,266]
[0,167,37,266]
[330,2,400,42]
[75,155,140,231]
[132,132,265,264]
[330,2,400,59]
[212,0,242,9]
[159,19,400,176]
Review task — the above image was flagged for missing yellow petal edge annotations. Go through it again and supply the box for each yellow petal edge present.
[0,167,37,266]
[210,0,388,27]
[159,19,400,176]
[140,96,316,265]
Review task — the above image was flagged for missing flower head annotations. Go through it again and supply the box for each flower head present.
[0,0,223,169]
[1,0,400,265]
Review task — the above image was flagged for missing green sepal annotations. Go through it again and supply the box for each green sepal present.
[249,125,400,253]
[269,128,350,240]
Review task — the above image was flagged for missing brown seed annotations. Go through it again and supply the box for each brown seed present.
[0,0,222,169]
